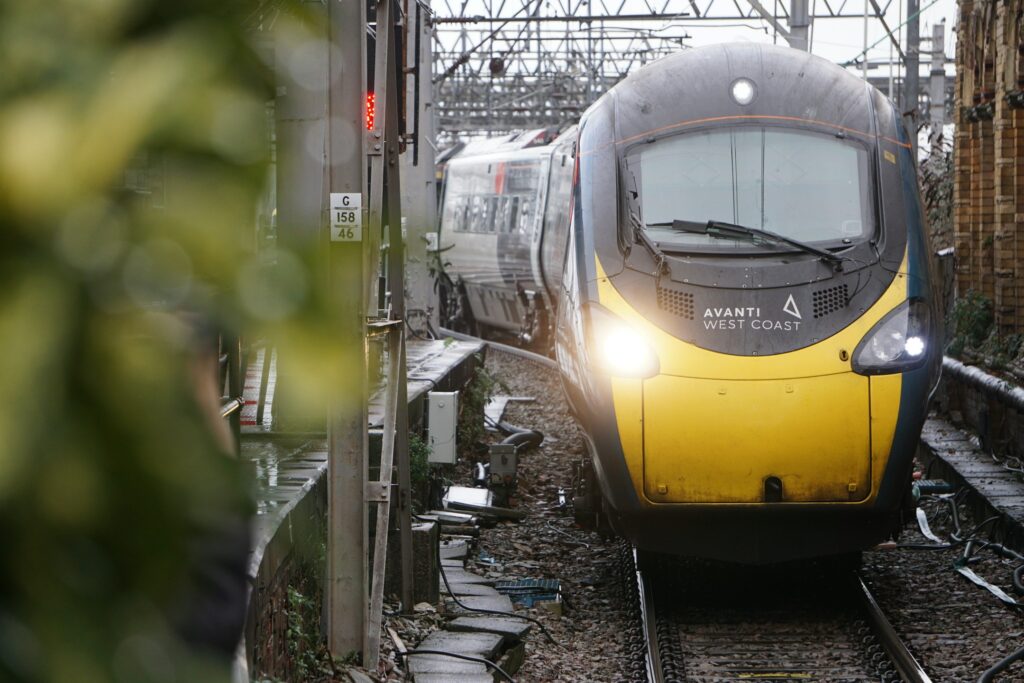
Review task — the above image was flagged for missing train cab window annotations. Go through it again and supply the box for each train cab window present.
[627,127,872,251]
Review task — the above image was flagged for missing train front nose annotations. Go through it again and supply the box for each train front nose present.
[641,373,872,504]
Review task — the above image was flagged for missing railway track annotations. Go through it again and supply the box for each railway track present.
[438,326,557,369]
[441,327,937,682]
[635,551,932,683]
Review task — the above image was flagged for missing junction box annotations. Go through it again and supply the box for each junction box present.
[488,443,518,505]
[427,391,458,464]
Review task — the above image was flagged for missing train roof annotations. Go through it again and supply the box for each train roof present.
[587,42,898,149]
[443,125,576,163]
[444,125,577,170]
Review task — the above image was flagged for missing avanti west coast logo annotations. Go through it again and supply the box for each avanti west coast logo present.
[703,295,802,331]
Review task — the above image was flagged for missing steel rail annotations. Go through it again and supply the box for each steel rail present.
[637,564,931,682]
[636,551,666,683]
[854,573,933,683]
[438,326,557,370]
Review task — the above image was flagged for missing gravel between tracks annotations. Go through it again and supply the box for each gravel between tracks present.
[861,487,1024,682]
[454,348,643,683]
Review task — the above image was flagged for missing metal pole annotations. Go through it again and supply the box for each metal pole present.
[327,0,368,659]
[387,6,415,621]
[773,0,779,44]
[888,16,895,98]
[401,0,440,337]
[928,21,946,151]
[789,0,810,50]
[863,0,869,80]
[227,335,242,455]
[589,0,598,105]
[904,0,920,157]
[367,0,414,627]
[897,0,902,105]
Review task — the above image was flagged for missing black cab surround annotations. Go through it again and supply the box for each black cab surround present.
[576,43,917,357]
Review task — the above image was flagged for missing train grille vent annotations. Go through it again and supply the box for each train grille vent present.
[812,284,849,319]
[657,285,695,320]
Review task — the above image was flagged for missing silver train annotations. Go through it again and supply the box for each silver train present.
[440,44,939,564]
[437,129,574,347]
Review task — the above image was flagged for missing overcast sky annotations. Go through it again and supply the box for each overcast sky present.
[681,0,957,83]
[433,0,959,95]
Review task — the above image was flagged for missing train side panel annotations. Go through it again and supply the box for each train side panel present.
[439,149,551,332]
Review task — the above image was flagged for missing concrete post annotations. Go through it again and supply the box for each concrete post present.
[326,0,368,658]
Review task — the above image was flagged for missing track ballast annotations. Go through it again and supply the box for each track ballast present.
[636,553,932,683]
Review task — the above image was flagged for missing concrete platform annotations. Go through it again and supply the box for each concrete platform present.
[444,583,502,597]
[920,417,1024,550]
[445,594,514,615]
[242,338,484,434]
[440,568,494,585]
[412,675,494,683]
[240,339,484,674]
[407,654,489,675]
[448,615,533,640]
[418,631,504,660]
[440,539,470,559]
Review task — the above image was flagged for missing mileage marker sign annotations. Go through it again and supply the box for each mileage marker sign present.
[330,192,362,242]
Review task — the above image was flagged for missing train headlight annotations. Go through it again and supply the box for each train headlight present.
[587,303,660,379]
[852,300,931,375]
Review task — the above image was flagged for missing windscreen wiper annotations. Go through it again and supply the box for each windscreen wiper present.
[649,219,847,271]
[629,210,669,275]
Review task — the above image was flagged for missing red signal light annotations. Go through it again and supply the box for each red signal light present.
[365,92,375,131]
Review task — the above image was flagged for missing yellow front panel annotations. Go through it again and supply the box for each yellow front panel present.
[643,373,872,503]
[610,377,645,495]
[592,253,911,508]
[869,373,904,493]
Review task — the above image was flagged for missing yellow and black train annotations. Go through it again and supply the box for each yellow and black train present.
[440,43,941,564]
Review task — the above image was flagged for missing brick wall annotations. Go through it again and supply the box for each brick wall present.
[955,0,1024,333]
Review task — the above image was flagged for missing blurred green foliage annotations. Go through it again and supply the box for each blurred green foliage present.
[0,1,342,681]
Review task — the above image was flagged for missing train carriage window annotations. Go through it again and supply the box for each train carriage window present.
[518,198,533,235]
[467,195,480,232]
[627,127,873,250]
[441,156,549,236]
[508,196,520,234]
[486,196,499,233]
[495,195,510,234]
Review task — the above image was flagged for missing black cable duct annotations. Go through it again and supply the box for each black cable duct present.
[494,420,544,451]
[978,644,1024,683]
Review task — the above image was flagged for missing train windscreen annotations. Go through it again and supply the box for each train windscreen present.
[627,127,873,250]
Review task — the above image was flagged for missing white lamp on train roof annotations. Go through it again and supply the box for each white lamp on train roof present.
[731,78,756,106]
